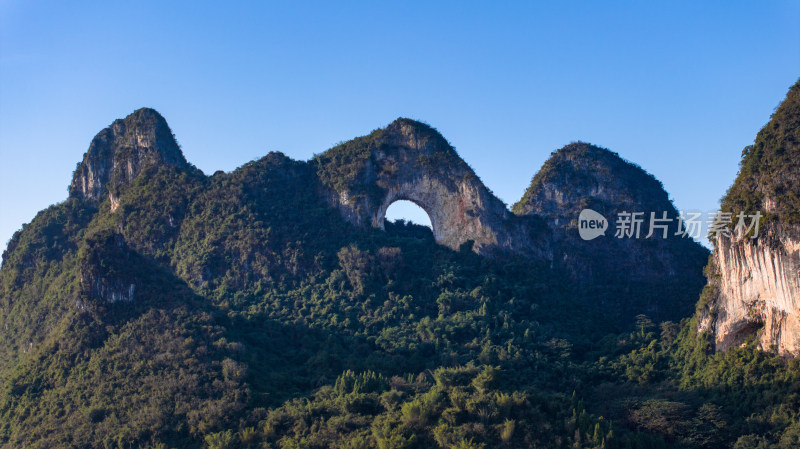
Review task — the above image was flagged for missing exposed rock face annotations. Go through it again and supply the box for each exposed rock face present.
[69,108,189,202]
[512,142,710,321]
[80,272,136,304]
[315,118,542,254]
[78,231,138,304]
[698,80,800,356]
[701,233,800,355]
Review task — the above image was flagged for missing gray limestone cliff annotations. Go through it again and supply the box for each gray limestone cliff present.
[69,108,191,207]
[698,80,800,356]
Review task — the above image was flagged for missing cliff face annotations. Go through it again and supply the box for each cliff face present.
[699,80,800,356]
[701,233,800,355]
[69,108,190,205]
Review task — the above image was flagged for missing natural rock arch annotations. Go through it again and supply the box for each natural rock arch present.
[315,118,524,253]
[372,179,484,249]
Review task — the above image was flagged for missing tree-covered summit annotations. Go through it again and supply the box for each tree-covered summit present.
[513,142,673,220]
[722,79,800,232]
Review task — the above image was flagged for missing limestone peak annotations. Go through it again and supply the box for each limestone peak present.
[69,108,190,201]
[382,118,453,154]
[512,141,673,220]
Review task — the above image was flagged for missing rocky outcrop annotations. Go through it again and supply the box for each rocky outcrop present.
[78,230,138,304]
[700,232,800,355]
[80,272,136,304]
[698,80,800,356]
[315,118,544,255]
[69,108,190,203]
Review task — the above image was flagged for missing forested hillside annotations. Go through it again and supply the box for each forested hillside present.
[2,96,800,449]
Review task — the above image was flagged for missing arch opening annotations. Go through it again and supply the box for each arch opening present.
[383,200,434,239]
[385,200,432,228]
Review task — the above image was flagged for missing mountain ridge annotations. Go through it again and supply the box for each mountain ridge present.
[1,98,797,448]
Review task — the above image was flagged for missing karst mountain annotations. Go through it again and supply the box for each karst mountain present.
[1,81,799,448]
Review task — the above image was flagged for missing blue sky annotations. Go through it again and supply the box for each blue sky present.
[1,1,798,252]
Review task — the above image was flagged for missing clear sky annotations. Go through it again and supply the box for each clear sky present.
[1,1,799,253]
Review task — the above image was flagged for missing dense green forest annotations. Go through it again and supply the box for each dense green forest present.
[0,158,797,449]
[2,82,800,448]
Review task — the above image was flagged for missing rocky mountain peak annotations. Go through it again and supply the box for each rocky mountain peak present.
[509,141,708,322]
[381,118,454,155]
[69,107,190,202]
[512,142,673,221]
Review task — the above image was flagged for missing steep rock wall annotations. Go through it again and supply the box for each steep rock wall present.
[701,233,800,355]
